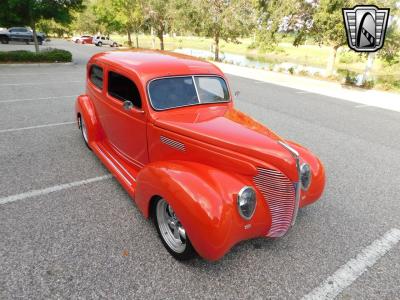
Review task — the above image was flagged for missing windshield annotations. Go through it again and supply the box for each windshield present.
[148,76,230,110]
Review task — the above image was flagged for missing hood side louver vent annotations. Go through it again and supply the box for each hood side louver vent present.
[160,136,185,151]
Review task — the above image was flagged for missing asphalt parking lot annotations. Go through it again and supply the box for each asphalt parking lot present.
[1,39,400,299]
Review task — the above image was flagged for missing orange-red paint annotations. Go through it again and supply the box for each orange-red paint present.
[75,50,326,261]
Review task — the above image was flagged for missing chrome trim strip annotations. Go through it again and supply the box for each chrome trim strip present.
[278,141,301,226]
[192,75,201,104]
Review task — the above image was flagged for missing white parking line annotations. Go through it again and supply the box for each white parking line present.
[0,80,81,86]
[302,228,400,300]
[0,121,75,133]
[0,95,76,103]
[0,175,113,205]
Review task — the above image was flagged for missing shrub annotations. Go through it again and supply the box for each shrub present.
[375,75,400,91]
[298,70,309,76]
[337,69,358,85]
[0,48,72,63]
[268,64,275,71]
[362,80,375,89]
[288,67,295,75]
[247,42,257,50]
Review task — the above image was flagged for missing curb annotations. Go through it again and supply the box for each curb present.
[1,62,75,67]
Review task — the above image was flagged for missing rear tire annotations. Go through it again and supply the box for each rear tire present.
[97,41,102,47]
[153,197,196,261]
[78,116,91,150]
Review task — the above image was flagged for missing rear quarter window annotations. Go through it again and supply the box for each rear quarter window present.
[89,65,103,90]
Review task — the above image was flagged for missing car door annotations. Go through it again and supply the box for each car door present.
[97,67,149,166]
[19,28,30,40]
[9,28,18,40]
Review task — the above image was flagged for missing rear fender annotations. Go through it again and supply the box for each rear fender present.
[75,95,104,144]
[135,161,270,261]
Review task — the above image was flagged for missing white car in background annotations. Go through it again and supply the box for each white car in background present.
[92,35,118,47]
[71,35,80,43]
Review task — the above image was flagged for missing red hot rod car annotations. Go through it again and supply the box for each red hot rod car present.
[75,50,325,261]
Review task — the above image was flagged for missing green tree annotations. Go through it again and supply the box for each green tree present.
[37,19,73,37]
[189,0,256,60]
[113,0,144,47]
[311,0,350,75]
[379,25,400,64]
[0,0,83,52]
[71,1,105,35]
[253,0,315,51]
[92,0,143,47]
[143,0,176,50]
[92,0,122,35]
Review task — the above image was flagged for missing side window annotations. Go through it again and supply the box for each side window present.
[89,65,103,90]
[101,37,105,40]
[108,71,142,108]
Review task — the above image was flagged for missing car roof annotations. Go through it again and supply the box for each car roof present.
[90,49,224,83]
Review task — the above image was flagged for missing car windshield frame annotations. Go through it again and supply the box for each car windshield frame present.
[147,75,231,111]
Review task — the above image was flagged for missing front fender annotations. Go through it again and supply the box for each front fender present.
[135,161,271,261]
[287,141,326,207]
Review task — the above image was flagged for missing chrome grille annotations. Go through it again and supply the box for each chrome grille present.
[160,136,185,151]
[253,168,296,237]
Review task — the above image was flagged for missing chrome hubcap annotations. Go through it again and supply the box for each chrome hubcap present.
[156,199,187,253]
[80,117,88,143]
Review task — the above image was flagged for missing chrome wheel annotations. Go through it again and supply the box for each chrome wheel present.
[79,117,88,144]
[156,199,187,253]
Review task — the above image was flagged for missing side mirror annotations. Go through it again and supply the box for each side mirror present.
[123,100,134,111]
[234,91,240,97]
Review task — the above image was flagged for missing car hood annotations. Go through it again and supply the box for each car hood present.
[154,106,299,180]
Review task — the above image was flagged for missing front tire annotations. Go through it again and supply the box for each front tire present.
[97,41,102,47]
[153,198,196,260]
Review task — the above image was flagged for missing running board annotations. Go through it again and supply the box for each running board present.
[90,141,137,198]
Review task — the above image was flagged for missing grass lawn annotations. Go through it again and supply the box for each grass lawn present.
[110,33,399,92]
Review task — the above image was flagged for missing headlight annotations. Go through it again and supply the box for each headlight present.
[300,163,312,190]
[237,186,256,220]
